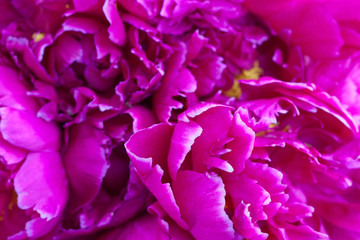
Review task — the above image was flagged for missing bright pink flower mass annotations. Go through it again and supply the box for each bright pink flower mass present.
[0,0,360,239]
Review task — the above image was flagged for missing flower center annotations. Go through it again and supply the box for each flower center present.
[224,61,263,98]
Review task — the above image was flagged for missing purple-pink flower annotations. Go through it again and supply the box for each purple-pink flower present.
[125,77,360,239]
[0,0,360,239]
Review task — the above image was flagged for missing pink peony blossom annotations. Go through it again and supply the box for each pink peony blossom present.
[0,0,360,239]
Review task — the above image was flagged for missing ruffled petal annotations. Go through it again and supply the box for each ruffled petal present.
[125,123,188,228]
[153,42,197,122]
[63,123,110,212]
[103,0,126,46]
[223,110,255,174]
[14,152,68,220]
[98,214,170,240]
[168,120,202,180]
[244,0,343,59]
[172,171,235,240]
[0,133,27,165]
[0,108,60,151]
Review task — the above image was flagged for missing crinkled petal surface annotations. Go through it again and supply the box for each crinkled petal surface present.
[98,214,170,240]
[0,108,60,151]
[64,123,110,212]
[172,171,235,240]
[14,151,68,220]
[125,123,188,229]
[244,0,343,59]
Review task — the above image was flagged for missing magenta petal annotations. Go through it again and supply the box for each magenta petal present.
[0,108,60,151]
[0,65,38,111]
[224,173,270,222]
[192,54,226,97]
[73,0,99,11]
[223,110,255,174]
[233,202,268,240]
[186,30,207,63]
[54,35,83,73]
[117,0,161,19]
[154,67,197,122]
[94,29,122,60]
[61,16,102,34]
[153,42,197,122]
[203,157,234,173]
[103,0,126,46]
[125,123,188,229]
[0,65,28,97]
[64,123,110,212]
[312,198,360,231]
[189,105,233,172]
[284,224,329,240]
[24,217,60,239]
[126,106,157,132]
[99,214,169,240]
[14,152,68,220]
[244,0,343,59]
[172,171,235,240]
[4,36,54,84]
[168,120,202,180]
[0,133,27,165]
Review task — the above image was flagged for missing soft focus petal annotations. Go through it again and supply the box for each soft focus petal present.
[14,152,68,220]
[125,123,188,228]
[0,133,27,165]
[103,0,126,46]
[172,171,235,240]
[98,214,170,240]
[0,108,60,151]
[64,123,110,212]
[244,0,343,59]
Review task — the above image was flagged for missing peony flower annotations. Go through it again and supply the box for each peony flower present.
[306,50,360,126]
[126,76,360,239]
[0,0,360,239]
[243,0,344,60]
[56,105,156,238]
[0,60,68,239]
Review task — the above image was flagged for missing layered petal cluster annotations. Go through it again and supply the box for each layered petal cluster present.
[0,0,359,240]
[126,77,360,239]
[0,62,67,239]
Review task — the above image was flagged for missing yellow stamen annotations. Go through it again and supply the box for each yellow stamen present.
[32,32,45,42]
[256,131,267,137]
[224,80,242,99]
[8,191,17,211]
[65,3,70,9]
[256,123,279,137]
[282,125,290,133]
[224,61,263,98]
[269,123,279,128]
[235,61,263,80]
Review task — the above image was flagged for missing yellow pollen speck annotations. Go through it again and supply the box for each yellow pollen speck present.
[32,32,45,42]
[282,125,290,133]
[65,3,70,9]
[8,191,17,211]
[256,123,280,137]
[256,131,267,137]
[235,61,263,81]
[269,123,279,128]
[224,61,263,98]
[224,80,242,99]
